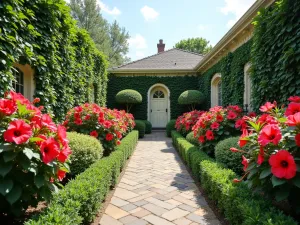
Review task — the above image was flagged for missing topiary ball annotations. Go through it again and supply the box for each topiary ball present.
[67,132,104,176]
[142,120,152,134]
[166,119,176,137]
[215,136,243,175]
[178,90,205,105]
[134,120,146,138]
[115,89,142,104]
[186,131,199,146]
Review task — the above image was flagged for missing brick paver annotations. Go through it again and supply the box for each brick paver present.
[100,131,220,225]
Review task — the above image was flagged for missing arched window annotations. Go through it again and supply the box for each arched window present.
[13,64,35,101]
[12,68,24,95]
[244,63,252,111]
[211,73,222,107]
[153,90,165,98]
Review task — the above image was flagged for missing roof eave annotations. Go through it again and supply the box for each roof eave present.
[108,68,197,74]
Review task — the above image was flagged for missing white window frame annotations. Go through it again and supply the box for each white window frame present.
[211,73,222,107]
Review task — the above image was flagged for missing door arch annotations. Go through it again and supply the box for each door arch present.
[147,84,170,128]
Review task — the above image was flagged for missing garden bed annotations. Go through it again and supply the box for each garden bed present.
[171,131,297,225]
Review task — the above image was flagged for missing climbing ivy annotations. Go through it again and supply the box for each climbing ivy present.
[107,75,199,120]
[251,0,300,110]
[0,0,108,121]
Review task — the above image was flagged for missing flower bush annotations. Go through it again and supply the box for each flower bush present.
[175,110,204,136]
[64,103,135,152]
[0,91,71,216]
[232,97,300,210]
[192,105,246,155]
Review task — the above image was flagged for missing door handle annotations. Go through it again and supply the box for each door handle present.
[151,109,152,113]
[166,108,168,112]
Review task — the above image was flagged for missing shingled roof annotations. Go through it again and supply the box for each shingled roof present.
[110,48,204,72]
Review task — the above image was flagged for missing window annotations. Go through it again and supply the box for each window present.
[211,73,222,107]
[12,68,24,95]
[244,63,252,111]
[153,90,165,98]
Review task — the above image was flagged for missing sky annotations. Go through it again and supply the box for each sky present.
[71,0,256,61]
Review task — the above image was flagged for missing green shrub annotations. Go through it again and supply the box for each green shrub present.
[26,131,138,225]
[67,132,104,176]
[215,137,243,175]
[178,90,205,110]
[171,131,297,225]
[186,131,199,146]
[166,119,176,137]
[143,120,152,134]
[134,120,146,138]
[115,89,142,112]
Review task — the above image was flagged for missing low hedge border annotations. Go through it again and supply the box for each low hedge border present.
[171,131,297,225]
[26,131,139,225]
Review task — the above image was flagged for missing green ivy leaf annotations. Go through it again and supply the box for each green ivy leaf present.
[3,151,18,162]
[0,143,14,153]
[0,178,14,195]
[34,174,44,188]
[271,176,286,187]
[5,185,22,205]
[0,161,13,177]
[259,168,272,179]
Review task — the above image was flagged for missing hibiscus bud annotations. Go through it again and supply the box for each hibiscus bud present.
[233,178,241,183]
[32,98,40,104]
[230,147,239,153]
[38,106,44,111]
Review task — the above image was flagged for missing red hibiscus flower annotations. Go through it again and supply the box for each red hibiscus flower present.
[285,102,300,116]
[257,114,278,125]
[288,96,300,103]
[105,133,114,141]
[35,134,47,146]
[41,114,57,132]
[198,135,205,143]
[9,91,31,105]
[235,119,246,130]
[57,125,68,145]
[286,112,300,127]
[239,129,249,148]
[216,114,224,122]
[295,134,300,147]
[75,118,82,125]
[103,121,112,129]
[4,120,32,144]
[57,170,66,181]
[257,146,265,165]
[0,99,17,115]
[57,145,72,163]
[210,122,220,130]
[259,101,276,112]
[90,130,98,138]
[248,112,256,117]
[269,150,296,179]
[227,111,237,120]
[258,124,282,146]
[242,155,249,171]
[205,130,214,140]
[40,137,60,164]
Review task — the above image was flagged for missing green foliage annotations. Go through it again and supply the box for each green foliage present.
[199,41,252,109]
[166,120,176,137]
[143,120,152,134]
[134,120,146,138]
[186,131,199,146]
[215,137,243,175]
[174,37,212,54]
[115,89,142,112]
[26,131,138,225]
[171,131,297,225]
[178,90,205,110]
[107,75,199,119]
[251,0,300,111]
[67,132,103,176]
[0,0,108,121]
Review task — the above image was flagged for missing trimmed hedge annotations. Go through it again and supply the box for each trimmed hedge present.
[134,120,146,138]
[143,120,152,134]
[26,131,138,225]
[67,132,104,176]
[166,119,176,137]
[171,131,297,225]
[186,131,199,146]
[215,137,243,175]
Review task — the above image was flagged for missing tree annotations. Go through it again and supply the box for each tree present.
[174,37,212,54]
[69,0,130,66]
[178,90,205,110]
[115,89,142,112]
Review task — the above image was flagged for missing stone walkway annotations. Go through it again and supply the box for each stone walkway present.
[100,131,220,225]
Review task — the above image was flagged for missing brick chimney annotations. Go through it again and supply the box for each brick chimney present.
[157,39,165,53]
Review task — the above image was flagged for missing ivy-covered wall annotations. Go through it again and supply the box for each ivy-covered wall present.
[107,75,199,120]
[251,0,300,110]
[199,40,252,109]
[0,0,108,121]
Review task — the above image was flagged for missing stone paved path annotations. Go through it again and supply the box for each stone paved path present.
[100,131,221,225]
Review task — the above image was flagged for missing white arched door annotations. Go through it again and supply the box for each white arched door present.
[150,87,168,128]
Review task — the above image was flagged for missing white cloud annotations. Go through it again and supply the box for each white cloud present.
[128,34,147,49]
[98,0,121,16]
[220,0,255,27]
[140,6,159,21]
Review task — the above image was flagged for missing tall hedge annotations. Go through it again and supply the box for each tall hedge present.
[107,75,199,119]
[251,0,300,111]
[0,0,108,121]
